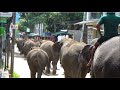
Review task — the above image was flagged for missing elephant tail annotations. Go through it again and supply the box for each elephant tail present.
[36,58,50,76]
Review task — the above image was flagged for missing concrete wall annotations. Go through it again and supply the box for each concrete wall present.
[68,30,83,42]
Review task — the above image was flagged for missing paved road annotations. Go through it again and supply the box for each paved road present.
[8,44,90,78]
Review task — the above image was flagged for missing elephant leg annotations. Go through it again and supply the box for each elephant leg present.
[30,71,36,78]
[20,51,23,55]
[64,71,71,78]
[24,54,27,58]
[37,70,42,78]
[20,52,22,55]
[45,61,51,74]
[29,64,37,78]
[52,61,57,75]
[59,57,62,64]
[90,67,95,78]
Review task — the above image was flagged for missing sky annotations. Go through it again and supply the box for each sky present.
[16,12,20,23]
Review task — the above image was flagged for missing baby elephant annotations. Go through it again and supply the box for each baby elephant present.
[27,47,49,78]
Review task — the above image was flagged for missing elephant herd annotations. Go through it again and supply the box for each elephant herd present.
[16,35,120,78]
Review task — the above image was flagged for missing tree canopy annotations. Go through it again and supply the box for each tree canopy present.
[18,12,84,33]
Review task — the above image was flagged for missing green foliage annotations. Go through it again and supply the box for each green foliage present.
[13,72,20,78]
[17,19,27,32]
[18,12,84,33]
[0,27,5,36]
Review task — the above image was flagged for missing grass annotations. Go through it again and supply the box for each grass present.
[5,68,20,78]
[13,72,20,78]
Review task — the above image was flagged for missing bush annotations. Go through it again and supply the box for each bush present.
[13,72,20,78]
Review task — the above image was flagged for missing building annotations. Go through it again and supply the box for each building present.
[34,23,44,36]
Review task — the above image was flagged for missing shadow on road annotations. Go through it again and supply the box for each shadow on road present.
[42,70,59,76]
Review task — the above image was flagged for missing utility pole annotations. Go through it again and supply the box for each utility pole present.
[9,12,16,78]
[82,12,88,43]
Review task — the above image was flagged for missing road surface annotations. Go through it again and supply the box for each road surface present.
[7,44,90,78]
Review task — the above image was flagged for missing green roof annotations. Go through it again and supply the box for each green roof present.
[28,33,39,36]
[52,31,72,36]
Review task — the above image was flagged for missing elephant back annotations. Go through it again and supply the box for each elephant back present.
[23,39,36,55]
[91,36,120,78]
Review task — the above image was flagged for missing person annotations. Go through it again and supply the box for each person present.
[87,12,120,67]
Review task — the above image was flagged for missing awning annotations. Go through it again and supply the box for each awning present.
[74,19,120,26]
[52,31,72,36]
[74,19,98,26]
[28,33,39,37]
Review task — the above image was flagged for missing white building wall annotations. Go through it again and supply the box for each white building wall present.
[34,23,44,35]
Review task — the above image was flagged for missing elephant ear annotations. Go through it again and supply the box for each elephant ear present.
[80,44,92,62]
[52,41,63,53]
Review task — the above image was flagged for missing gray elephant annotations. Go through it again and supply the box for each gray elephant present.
[77,38,99,76]
[90,36,120,78]
[23,39,36,57]
[16,38,26,54]
[78,36,120,78]
[77,44,92,78]
[58,38,78,64]
[61,41,86,78]
[76,38,101,78]
[51,38,78,65]
[23,39,41,58]
[26,47,49,78]
[40,40,61,75]
[39,39,79,75]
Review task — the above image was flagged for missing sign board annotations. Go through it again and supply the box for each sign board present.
[0,17,7,23]
[11,24,18,29]
[0,27,5,36]
[26,28,30,32]
[0,12,12,17]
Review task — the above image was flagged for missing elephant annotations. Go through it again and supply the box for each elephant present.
[77,44,92,78]
[26,47,49,78]
[39,39,79,75]
[51,38,78,65]
[77,38,101,78]
[78,38,99,75]
[90,36,120,78]
[23,39,36,58]
[77,36,120,78]
[76,38,101,78]
[40,40,49,43]
[61,41,86,78]
[40,40,61,75]
[16,38,26,54]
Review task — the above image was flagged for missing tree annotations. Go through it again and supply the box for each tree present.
[18,12,84,33]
